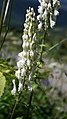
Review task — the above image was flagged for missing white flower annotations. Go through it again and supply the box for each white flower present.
[29,73,32,80]
[22,34,28,40]
[21,67,26,76]
[48,2,51,9]
[32,18,35,21]
[37,15,40,20]
[27,59,30,67]
[30,50,34,57]
[54,10,59,16]
[30,23,32,27]
[23,41,29,49]
[30,41,34,49]
[24,23,28,29]
[11,79,16,95]
[50,16,55,28]
[15,69,21,79]
[33,33,36,40]
[17,58,26,69]
[42,9,47,20]
[38,22,42,30]
[28,29,32,37]
[38,0,41,3]
[22,50,27,57]
[38,6,43,14]
[18,52,23,58]
[18,80,23,92]
[53,0,60,5]
[44,2,48,8]
[31,7,34,11]
[28,85,32,91]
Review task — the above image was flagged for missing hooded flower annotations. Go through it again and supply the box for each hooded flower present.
[18,80,23,92]
[11,79,16,95]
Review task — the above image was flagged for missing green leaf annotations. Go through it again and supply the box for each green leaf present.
[0,59,15,77]
[16,117,22,119]
[0,72,6,97]
[32,82,38,90]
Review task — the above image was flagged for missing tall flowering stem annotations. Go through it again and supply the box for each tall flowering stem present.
[12,7,38,94]
[12,7,39,119]
[11,0,60,95]
[37,0,60,61]
[11,1,60,118]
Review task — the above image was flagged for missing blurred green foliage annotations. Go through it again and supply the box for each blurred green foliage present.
[0,72,6,97]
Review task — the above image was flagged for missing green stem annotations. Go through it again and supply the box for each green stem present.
[9,78,26,119]
[44,38,67,55]
[10,99,18,119]
[0,0,13,51]
[26,90,33,119]
[40,30,47,61]
[0,0,7,36]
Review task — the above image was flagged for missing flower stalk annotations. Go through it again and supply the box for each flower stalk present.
[26,90,33,119]
[11,0,60,118]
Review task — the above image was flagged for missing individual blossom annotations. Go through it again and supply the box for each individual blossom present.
[37,0,60,30]
[15,69,21,80]
[28,84,32,91]
[11,79,16,95]
[38,22,43,30]
[18,80,23,92]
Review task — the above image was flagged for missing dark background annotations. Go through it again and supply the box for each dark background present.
[0,0,67,28]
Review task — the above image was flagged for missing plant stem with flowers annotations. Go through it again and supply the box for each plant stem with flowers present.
[11,0,60,118]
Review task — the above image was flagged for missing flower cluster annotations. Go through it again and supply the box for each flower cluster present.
[37,0,60,30]
[11,7,38,95]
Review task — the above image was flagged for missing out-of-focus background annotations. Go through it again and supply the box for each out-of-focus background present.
[0,1,67,119]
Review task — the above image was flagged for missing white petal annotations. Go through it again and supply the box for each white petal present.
[38,6,43,14]
[28,85,32,91]
[17,58,25,69]
[11,79,16,95]
[38,22,42,30]
[15,70,21,79]
[18,52,23,58]
[50,17,55,28]
[27,59,30,66]
[54,10,59,16]
[30,50,34,57]
[21,67,26,76]
[18,80,23,92]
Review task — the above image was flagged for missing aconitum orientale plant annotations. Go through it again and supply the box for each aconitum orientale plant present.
[11,7,39,95]
[11,0,60,119]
